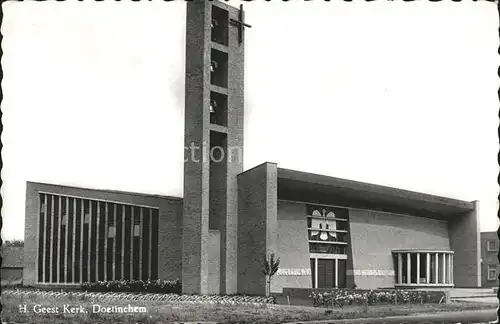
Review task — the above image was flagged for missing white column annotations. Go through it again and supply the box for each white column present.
[398,253,403,284]
[121,204,126,280]
[406,253,411,284]
[416,253,420,285]
[435,253,439,285]
[104,202,108,281]
[148,208,153,279]
[111,203,116,280]
[442,253,446,284]
[139,207,143,280]
[57,197,61,283]
[64,197,69,283]
[450,254,453,285]
[49,195,55,283]
[426,253,430,284]
[130,206,135,279]
[41,195,48,283]
[72,198,76,283]
[314,258,318,288]
[80,201,84,283]
[96,201,100,281]
[447,254,451,284]
[334,259,339,288]
[88,201,92,281]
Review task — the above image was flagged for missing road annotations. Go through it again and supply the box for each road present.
[286,309,497,324]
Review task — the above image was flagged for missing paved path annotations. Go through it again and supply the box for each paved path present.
[449,289,497,299]
[285,309,497,324]
[452,297,499,305]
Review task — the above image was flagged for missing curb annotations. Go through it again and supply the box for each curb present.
[282,309,497,324]
[451,295,497,299]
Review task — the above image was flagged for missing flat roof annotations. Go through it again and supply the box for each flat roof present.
[26,181,183,202]
[391,249,454,254]
[277,168,474,218]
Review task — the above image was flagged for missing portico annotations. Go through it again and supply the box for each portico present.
[393,250,454,287]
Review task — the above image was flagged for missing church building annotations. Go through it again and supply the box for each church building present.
[23,0,481,295]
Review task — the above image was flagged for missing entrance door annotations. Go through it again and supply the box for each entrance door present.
[311,258,347,288]
[317,259,335,288]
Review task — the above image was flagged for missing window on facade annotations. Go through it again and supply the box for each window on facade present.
[134,225,141,237]
[61,198,67,226]
[306,204,349,289]
[61,214,67,226]
[108,226,116,238]
[487,240,498,252]
[309,243,346,254]
[310,210,337,241]
[211,5,229,46]
[37,193,160,284]
[83,200,90,223]
[487,265,497,281]
[392,251,453,287]
[306,205,349,255]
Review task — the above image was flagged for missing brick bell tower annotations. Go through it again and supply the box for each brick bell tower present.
[182,0,248,295]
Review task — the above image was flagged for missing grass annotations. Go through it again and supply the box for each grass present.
[1,289,497,324]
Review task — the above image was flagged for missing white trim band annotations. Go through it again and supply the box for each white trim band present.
[348,269,395,276]
[276,268,312,276]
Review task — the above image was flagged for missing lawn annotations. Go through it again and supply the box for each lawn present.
[1,289,497,324]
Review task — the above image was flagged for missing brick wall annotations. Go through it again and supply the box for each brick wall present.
[158,199,183,282]
[183,0,245,295]
[481,231,498,288]
[350,209,450,289]
[272,201,312,293]
[208,230,221,294]
[182,0,210,295]
[24,183,39,286]
[448,201,481,288]
[237,163,277,295]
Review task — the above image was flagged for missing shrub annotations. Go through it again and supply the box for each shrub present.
[309,289,445,307]
[81,279,182,294]
[1,240,24,248]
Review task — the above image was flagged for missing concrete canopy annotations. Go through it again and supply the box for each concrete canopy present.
[277,167,474,220]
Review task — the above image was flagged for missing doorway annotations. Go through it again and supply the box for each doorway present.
[311,258,346,288]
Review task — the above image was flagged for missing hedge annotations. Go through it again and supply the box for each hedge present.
[310,289,446,306]
[81,279,181,294]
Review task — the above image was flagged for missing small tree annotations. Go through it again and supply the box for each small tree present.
[261,252,280,297]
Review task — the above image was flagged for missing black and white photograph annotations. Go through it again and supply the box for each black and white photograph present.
[1,0,499,323]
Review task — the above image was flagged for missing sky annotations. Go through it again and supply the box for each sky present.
[1,0,499,241]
